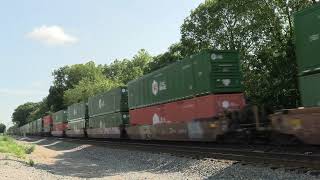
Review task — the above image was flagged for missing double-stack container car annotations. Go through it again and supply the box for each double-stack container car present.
[271,4,320,145]
[66,102,87,137]
[42,115,53,136]
[127,50,246,141]
[52,110,68,137]
[87,87,129,138]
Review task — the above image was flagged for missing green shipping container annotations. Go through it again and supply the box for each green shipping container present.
[88,87,128,117]
[29,120,37,134]
[67,102,87,130]
[299,73,320,107]
[88,112,129,129]
[128,50,242,109]
[36,118,42,133]
[52,110,68,124]
[295,4,320,75]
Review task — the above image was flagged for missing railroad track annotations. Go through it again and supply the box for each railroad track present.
[19,136,320,172]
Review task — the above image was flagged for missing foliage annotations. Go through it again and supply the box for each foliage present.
[64,72,120,105]
[12,102,39,126]
[147,43,185,72]
[103,49,153,84]
[0,124,6,134]
[27,98,50,122]
[47,61,104,111]
[27,159,35,166]
[0,136,35,158]
[180,0,312,109]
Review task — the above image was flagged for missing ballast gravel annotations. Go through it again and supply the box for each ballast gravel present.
[0,138,318,180]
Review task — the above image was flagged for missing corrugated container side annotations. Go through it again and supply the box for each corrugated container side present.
[36,118,42,134]
[53,110,68,124]
[67,102,87,121]
[299,73,320,107]
[88,87,128,116]
[43,115,53,133]
[129,93,245,125]
[88,112,129,129]
[128,50,243,109]
[52,110,68,132]
[294,4,320,75]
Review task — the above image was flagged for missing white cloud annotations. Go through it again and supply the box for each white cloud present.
[27,25,78,45]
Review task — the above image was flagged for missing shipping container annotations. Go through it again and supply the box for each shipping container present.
[128,50,242,109]
[66,102,87,137]
[20,124,29,136]
[42,115,53,135]
[129,93,245,125]
[295,3,320,75]
[88,87,128,116]
[87,112,129,138]
[35,118,42,135]
[29,120,37,135]
[299,73,320,107]
[52,110,68,137]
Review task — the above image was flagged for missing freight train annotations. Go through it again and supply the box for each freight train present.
[14,4,320,145]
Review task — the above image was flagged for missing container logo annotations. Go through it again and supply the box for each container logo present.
[222,101,230,109]
[211,53,223,60]
[152,113,160,124]
[222,79,231,86]
[152,113,166,124]
[152,80,166,96]
[309,34,319,42]
[99,99,105,109]
[152,80,159,95]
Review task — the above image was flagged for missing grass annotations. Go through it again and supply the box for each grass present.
[0,136,35,158]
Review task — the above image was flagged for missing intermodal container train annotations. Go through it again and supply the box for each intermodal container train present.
[16,4,320,146]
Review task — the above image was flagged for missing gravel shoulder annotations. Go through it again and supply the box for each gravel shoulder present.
[0,137,318,180]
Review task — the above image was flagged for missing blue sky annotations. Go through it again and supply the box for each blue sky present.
[0,0,203,127]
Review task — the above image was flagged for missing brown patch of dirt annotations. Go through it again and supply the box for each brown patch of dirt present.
[28,145,62,165]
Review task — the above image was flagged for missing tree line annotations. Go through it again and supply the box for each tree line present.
[12,0,315,127]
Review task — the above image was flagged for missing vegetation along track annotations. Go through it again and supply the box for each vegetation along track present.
[21,136,320,172]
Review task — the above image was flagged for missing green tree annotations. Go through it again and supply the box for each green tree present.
[104,49,153,84]
[180,0,312,108]
[12,102,39,126]
[64,71,120,105]
[147,43,185,72]
[27,98,51,122]
[0,123,6,133]
[47,61,105,111]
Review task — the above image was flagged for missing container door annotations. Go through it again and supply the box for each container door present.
[295,7,320,74]
[192,53,211,96]
[180,58,195,99]
[299,73,320,107]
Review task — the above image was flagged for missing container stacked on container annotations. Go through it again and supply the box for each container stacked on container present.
[270,4,320,145]
[66,102,87,137]
[42,115,53,136]
[87,87,129,138]
[127,50,245,141]
[35,118,42,136]
[52,110,68,137]
[295,4,320,107]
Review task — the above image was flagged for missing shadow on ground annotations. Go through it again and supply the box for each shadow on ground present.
[16,136,235,179]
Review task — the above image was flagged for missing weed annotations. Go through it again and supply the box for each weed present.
[27,159,35,166]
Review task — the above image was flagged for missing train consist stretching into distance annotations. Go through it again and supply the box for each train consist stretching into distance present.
[13,4,320,146]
